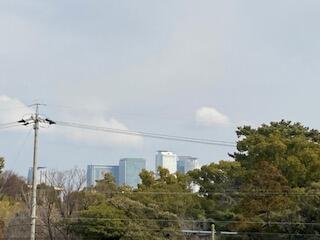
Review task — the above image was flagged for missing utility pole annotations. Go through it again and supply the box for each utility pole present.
[30,104,40,240]
[18,104,56,240]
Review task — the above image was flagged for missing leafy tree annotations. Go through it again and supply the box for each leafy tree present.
[109,196,184,240]
[70,203,126,240]
[235,120,320,187]
[70,197,185,240]
[139,169,156,188]
[290,182,320,236]
[234,161,293,236]
[95,172,118,197]
[136,167,204,220]
[70,173,185,240]
[189,161,244,231]
[232,120,320,238]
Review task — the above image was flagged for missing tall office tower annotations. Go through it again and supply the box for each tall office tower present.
[27,167,48,185]
[87,165,119,187]
[177,156,200,174]
[155,150,177,174]
[119,158,146,188]
[177,156,201,193]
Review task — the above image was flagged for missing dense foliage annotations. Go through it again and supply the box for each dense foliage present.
[2,120,320,239]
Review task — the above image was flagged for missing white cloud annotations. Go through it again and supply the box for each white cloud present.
[195,107,229,126]
[42,107,143,147]
[0,95,33,130]
[0,95,142,146]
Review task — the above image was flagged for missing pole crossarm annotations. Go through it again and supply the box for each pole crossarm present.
[17,116,56,127]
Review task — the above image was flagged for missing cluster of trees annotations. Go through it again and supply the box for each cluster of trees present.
[1,120,320,239]
[189,120,320,239]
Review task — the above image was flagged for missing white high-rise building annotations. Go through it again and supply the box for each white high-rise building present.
[155,150,177,174]
[177,156,200,174]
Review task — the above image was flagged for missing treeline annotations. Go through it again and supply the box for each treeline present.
[1,120,320,239]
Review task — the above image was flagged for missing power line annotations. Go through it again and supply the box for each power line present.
[0,124,24,130]
[0,121,21,126]
[34,217,320,226]
[0,121,31,130]
[55,120,236,147]
[12,128,33,163]
[6,217,320,236]
[0,106,30,111]
[7,223,320,237]
[78,190,320,197]
[7,215,320,226]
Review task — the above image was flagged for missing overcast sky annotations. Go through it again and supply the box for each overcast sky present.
[1,0,320,176]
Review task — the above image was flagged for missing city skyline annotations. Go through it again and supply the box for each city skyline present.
[23,146,205,179]
[30,150,200,188]
[2,101,233,177]
[2,0,320,176]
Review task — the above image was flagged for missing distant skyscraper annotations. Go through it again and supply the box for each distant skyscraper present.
[27,167,48,185]
[87,165,119,187]
[155,150,177,174]
[119,158,146,188]
[177,156,200,174]
[177,156,201,192]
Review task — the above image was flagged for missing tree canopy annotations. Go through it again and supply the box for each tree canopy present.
[235,120,320,187]
[3,120,320,239]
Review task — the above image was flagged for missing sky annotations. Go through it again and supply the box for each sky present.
[1,0,320,176]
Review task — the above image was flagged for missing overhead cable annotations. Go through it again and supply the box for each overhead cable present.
[0,121,20,126]
[55,120,236,147]
[76,190,320,197]
[0,124,24,130]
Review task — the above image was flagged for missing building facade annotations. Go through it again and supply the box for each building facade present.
[177,156,200,174]
[27,167,48,185]
[119,158,146,188]
[155,150,177,174]
[87,165,119,187]
[177,156,201,192]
